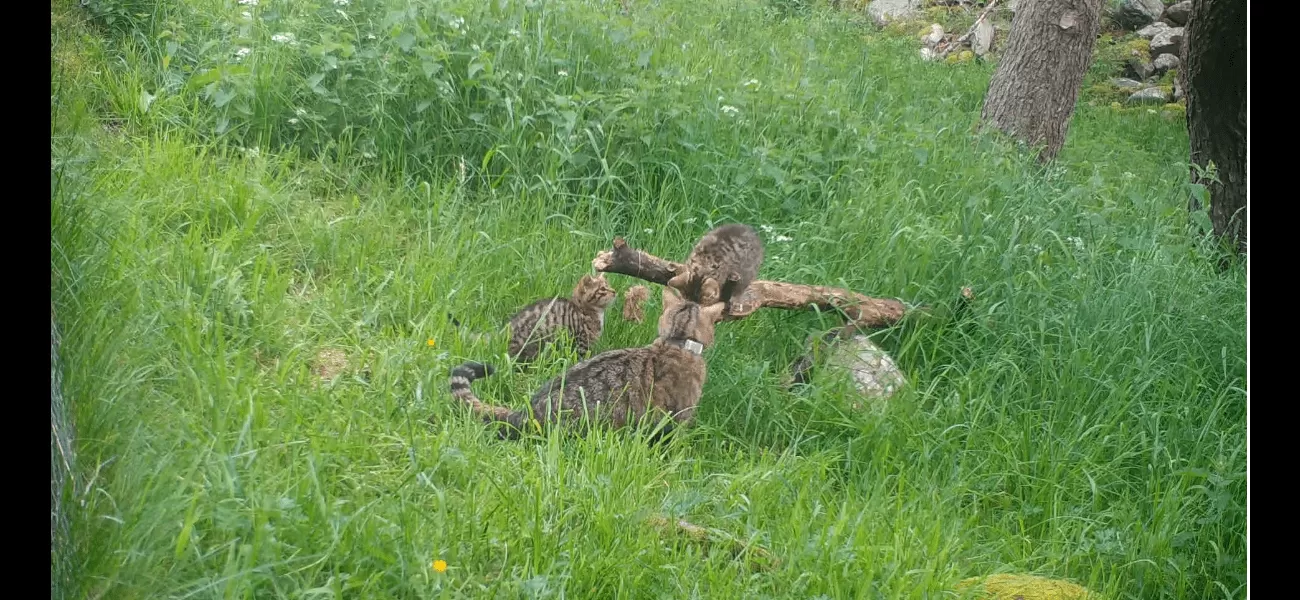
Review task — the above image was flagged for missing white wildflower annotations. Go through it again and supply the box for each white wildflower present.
[333,0,349,5]
[288,118,300,125]
[509,28,521,37]
[271,32,297,45]
[241,10,252,18]
[1122,171,1136,180]
[366,33,377,40]
[1066,236,1085,251]
[721,105,739,116]
[558,69,569,77]
[238,0,257,5]
[362,151,375,159]
[759,225,774,233]
[643,228,654,234]
[234,47,252,60]
[774,234,792,242]
[449,16,464,30]
[294,107,308,117]
[743,79,759,87]
[471,44,481,51]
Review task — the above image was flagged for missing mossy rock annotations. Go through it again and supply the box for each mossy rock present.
[945,50,974,64]
[1085,83,1129,104]
[1161,102,1185,113]
[1122,38,1151,62]
[955,574,1096,600]
[924,7,947,19]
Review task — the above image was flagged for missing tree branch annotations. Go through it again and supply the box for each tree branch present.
[592,237,908,328]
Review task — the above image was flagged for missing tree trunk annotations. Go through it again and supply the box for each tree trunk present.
[1181,0,1247,256]
[980,0,1105,162]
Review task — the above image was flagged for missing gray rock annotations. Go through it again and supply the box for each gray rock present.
[1164,0,1192,26]
[868,0,921,26]
[972,19,995,56]
[923,23,945,48]
[1111,77,1144,89]
[826,335,907,401]
[1126,58,1155,80]
[1127,87,1170,105]
[1152,53,1180,74]
[1137,21,1171,40]
[1150,27,1185,57]
[1173,79,1184,101]
[1112,0,1164,29]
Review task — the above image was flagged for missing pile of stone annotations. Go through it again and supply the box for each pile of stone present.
[1109,0,1190,106]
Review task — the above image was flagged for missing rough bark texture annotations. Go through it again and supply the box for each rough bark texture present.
[1181,0,1247,256]
[51,302,76,600]
[980,0,1106,162]
[592,238,907,328]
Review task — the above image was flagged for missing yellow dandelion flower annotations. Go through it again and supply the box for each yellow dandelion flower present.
[427,338,436,347]
[432,559,447,573]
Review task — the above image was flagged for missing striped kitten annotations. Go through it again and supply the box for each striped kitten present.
[506,273,616,363]
[449,286,727,439]
[667,223,764,310]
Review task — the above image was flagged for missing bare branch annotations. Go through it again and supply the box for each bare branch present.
[592,238,908,328]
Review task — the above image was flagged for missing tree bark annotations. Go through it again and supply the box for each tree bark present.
[1181,0,1247,256]
[980,0,1105,162]
[591,238,908,328]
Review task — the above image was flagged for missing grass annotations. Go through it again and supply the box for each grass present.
[51,0,1245,598]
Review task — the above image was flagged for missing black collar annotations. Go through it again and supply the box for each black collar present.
[664,338,705,355]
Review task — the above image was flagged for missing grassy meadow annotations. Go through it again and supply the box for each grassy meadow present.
[51,0,1245,597]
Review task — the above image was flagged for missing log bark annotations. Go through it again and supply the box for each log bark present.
[980,0,1106,162]
[592,238,907,327]
[1181,0,1247,256]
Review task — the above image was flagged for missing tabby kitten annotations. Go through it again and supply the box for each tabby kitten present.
[506,273,616,363]
[667,223,764,310]
[450,286,727,439]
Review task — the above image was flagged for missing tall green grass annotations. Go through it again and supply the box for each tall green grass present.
[52,0,1244,597]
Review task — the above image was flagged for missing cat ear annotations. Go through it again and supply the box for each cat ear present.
[700,302,727,322]
[699,278,721,305]
[666,270,690,290]
[662,285,683,309]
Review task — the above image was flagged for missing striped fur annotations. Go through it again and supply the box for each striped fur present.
[667,223,764,309]
[450,286,726,440]
[507,274,616,363]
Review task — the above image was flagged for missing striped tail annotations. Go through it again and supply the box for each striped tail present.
[449,361,527,436]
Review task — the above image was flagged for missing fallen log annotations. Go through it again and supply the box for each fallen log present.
[591,237,908,327]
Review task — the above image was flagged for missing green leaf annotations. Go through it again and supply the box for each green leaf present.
[139,90,156,113]
[635,50,652,69]
[396,31,416,52]
[213,87,236,108]
[1190,210,1213,235]
[468,61,485,79]
[422,61,442,79]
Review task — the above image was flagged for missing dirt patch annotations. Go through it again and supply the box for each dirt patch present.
[312,348,349,381]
